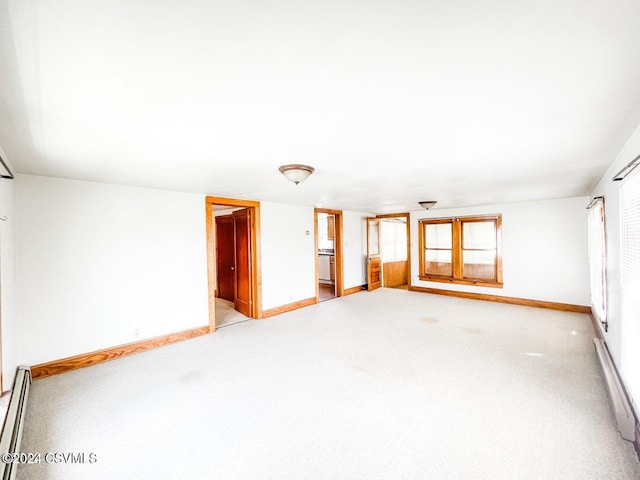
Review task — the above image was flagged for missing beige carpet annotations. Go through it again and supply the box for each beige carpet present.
[17,288,640,479]
[215,297,250,328]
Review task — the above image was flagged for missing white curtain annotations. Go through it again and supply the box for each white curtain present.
[587,198,607,325]
[381,220,407,262]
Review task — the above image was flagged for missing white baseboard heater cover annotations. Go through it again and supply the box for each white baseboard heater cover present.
[0,366,32,480]
[593,338,635,441]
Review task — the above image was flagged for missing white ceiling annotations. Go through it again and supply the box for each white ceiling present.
[1,0,640,213]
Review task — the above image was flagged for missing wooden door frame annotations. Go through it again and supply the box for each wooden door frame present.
[206,196,262,332]
[376,213,411,288]
[314,208,344,302]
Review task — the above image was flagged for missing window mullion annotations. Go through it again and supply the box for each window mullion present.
[452,219,463,279]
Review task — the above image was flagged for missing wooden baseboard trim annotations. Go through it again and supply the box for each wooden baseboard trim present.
[261,297,317,318]
[343,285,365,296]
[31,326,210,380]
[408,286,591,314]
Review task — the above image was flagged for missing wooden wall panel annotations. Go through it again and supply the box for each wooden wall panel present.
[425,261,452,276]
[463,263,495,280]
[382,261,408,287]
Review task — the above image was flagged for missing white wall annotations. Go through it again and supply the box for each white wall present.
[12,180,372,366]
[260,202,316,310]
[15,175,209,366]
[410,197,590,306]
[590,124,640,411]
[342,211,373,290]
[0,177,18,391]
[259,205,372,309]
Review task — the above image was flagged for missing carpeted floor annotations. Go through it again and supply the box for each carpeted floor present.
[215,297,250,328]
[17,288,640,479]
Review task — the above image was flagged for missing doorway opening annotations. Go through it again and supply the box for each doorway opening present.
[378,213,410,290]
[205,197,262,332]
[314,208,344,303]
[366,213,410,291]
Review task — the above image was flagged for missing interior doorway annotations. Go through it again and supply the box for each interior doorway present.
[213,208,252,321]
[314,208,344,303]
[377,213,410,290]
[366,217,381,291]
[215,214,235,302]
[206,197,262,332]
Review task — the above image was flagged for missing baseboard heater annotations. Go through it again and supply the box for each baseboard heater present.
[593,338,635,441]
[0,366,32,480]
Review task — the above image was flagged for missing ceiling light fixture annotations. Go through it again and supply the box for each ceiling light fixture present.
[419,201,437,210]
[279,164,314,185]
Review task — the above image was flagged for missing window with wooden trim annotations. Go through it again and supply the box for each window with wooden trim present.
[418,214,503,287]
[587,197,607,330]
[620,170,640,405]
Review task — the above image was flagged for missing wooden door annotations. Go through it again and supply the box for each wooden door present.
[215,215,235,302]
[367,217,382,291]
[233,208,252,316]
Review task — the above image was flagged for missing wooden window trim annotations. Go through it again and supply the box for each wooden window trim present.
[419,214,503,288]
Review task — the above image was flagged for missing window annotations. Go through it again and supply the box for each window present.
[620,170,640,407]
[381,218,407,262]
[418,214,503,287]
[587,197,607,329]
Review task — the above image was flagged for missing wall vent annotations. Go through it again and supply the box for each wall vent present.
[0,366,32,480]
[593,338,635,441]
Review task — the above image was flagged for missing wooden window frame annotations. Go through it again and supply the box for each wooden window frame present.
[418,214,503,288]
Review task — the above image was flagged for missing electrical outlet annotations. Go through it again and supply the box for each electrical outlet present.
[134,328,140,338]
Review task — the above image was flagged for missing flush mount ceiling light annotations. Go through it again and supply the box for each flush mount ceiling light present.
[279,164,314,185]
[419,201,437,210]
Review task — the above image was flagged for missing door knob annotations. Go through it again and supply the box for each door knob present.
[230,266,234,270]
